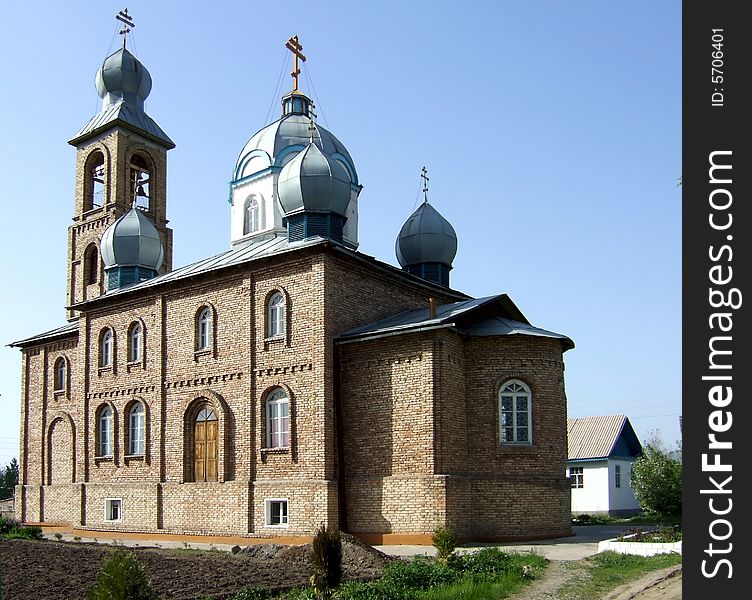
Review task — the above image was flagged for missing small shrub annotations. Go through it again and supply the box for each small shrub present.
[86,548,158,600]
[0,515,21,535]
[54,532,63,541]
[310,524,342,599]
[431,526,457,562]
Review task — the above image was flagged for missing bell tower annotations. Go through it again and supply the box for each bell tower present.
[66,12,174,319]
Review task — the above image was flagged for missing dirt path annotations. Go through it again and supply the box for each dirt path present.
[605,565,682,600]
[510,561,681,600]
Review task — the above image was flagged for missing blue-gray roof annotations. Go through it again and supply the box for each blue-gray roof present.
[337,295,574,349]
[9,321,79,348]
[69,101,174,148]
[396,201,458,267]
[101,206,164,270]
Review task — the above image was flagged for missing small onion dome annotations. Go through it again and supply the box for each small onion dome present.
[277,142,351,217]
[95,47,152,110]
[101,206,164,272]
[396,201,458,268]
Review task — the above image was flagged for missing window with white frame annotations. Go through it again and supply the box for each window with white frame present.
[100,328,113,368]
[265,498,289,527]
[98,405,114,457]
[570,466,584,488]
[244,196,263,234]
[54,357,66,391]
[614,464,622,488]
[105,498,122,522]
[266,388,290,448]
[129,322,142,362]
[499,380,532,444]
[196,307,212,351]
[267,292,286,338]
[128,403,145,455]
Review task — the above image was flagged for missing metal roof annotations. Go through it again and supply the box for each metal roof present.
[396,201,457,267]
[69,101,174,149]
[101,206,164,270]
[278,142,351,216]
[337,295,573,349]
[567,415,634,460]
[9,321,79,348]
[234,114,355,181]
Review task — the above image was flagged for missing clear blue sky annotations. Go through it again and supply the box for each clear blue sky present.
[0,1,681,468]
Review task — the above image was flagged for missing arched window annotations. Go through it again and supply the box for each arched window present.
[85,150,105,212]
[196,307,212,351]
[85,244,99,285]
[128,322,142,362]
[499,380,532,445]
[130,154,151,211]
[53,357,66,391]
[267,292,286,338]
[98,405,114,457]
[243,196,262,235]
[194,406,218,482]
[266,388,290,448]
[128,403,145,455]
[100,329,113,368]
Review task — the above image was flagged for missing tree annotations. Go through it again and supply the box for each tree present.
[630,443,682,516]
[0,458,19,500]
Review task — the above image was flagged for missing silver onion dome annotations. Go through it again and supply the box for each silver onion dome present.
[95,47,153,110]
[101,206,164,271]
[234,114,356,182]
[396,201,458,268]
[277,142,351,216]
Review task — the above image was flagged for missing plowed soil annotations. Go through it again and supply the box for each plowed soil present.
[0,534,391,600]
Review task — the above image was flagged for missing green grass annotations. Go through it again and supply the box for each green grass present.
[557,551,681,600]
[572,513,680,527]
[212,549,547,600]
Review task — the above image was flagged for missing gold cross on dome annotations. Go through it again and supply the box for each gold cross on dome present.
[285,35,307,91]
[116,8,135,48]
[421,166,430,202]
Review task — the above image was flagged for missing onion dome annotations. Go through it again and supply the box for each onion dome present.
[101,206,164,290]
[396,201,458,287]
[70,47,173,149]
[276,141,351,243]
[95,47,152,111]
[277,142,351,216]
[233,91,356,184]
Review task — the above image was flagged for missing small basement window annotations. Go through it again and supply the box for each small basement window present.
[105,498,122,522]
[265,499,289,527]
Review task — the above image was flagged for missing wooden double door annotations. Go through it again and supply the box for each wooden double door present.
[194,407,218,482]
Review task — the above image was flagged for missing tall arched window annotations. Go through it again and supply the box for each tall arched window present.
[244,196,262,235]
[53,357,66,391]
[267,292,286,338]
[128,403,145,455]
[100,329,113,368]
[85,150,105,212]
[194,406,218,482]
[196,307,212,351]
[266,388,290,448]
[499,380,532,445]
[85,244,99,285]
[128,322,142,362]
[98,405,114,457]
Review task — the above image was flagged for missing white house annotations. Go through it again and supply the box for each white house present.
[567,415,643,516]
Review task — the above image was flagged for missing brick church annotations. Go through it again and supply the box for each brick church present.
[11,31,574,543]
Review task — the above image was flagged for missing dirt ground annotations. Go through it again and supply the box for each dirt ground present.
[0,534,390,600]
[510,560,682,600]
